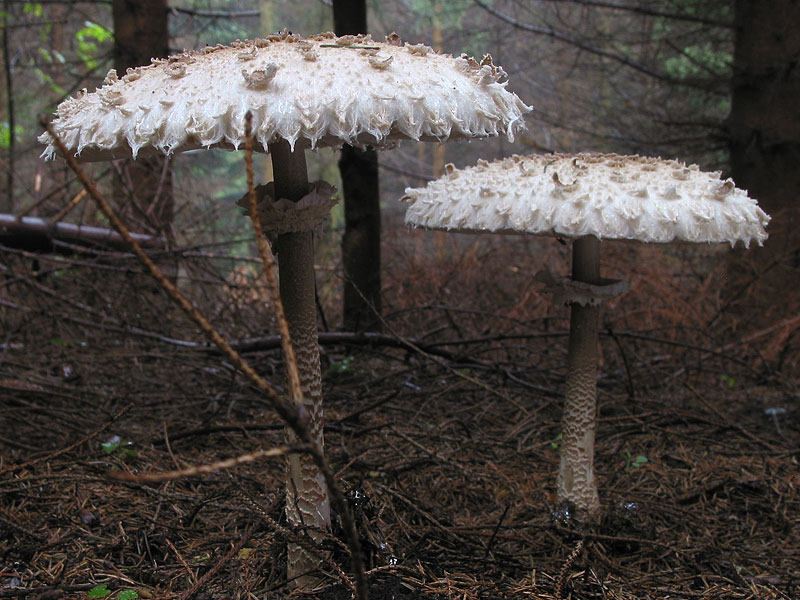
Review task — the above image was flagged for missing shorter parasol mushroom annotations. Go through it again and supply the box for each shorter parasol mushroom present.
[403,152,770,522]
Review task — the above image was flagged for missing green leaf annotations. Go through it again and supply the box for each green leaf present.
[116,590,139,600]
[330,356,354,375]
[621,449,648,471]
[38,47,65,65]
[87,585,112,598]
[0,123,9,149]
[75,21,113,70]
[33,67,67,96]
[76,20,112,43]
[101,440,121,454]
[24,3,44,18]
[102,436,137,459]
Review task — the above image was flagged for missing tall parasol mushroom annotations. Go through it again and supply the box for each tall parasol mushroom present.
[403,152,770,522]
[40,30,531,583]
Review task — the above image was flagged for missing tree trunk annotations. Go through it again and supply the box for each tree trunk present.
[333,0,382,332]
[2,0,15,213]
[728,0,800,227]
[112,0,173,239]
[726,0,800,366]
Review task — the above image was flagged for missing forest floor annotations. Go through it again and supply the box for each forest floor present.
[1,223,798,600]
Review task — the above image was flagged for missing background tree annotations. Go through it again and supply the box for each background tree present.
[111,0,173,239]
[728,0,800,239]
[334,0,382,332]
[2,0,15,212]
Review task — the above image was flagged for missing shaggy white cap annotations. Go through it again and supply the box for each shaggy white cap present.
[39,31,531,161]
[404,153,770,247]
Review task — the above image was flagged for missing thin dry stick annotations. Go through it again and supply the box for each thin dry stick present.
[683,381,773,452]
[50,188,87,223]
[163,422,182,471]
[176,528,253,600]
[165,538,198,585]
[40,116,367,600]
[112,445,300,482]
[39,118,304,436]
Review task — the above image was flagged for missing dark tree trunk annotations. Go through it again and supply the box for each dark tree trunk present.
[728,0,800,244]
[112,0,174,239]
[2,0,15,213]
[333,0,382,332]
[725,0,800,368]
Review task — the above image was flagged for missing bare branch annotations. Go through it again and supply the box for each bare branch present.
[169,6,259,19]
[528,0,732,28]
[0,213,164,251]
[473,0,681,84]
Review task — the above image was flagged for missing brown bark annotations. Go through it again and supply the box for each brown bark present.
[728,0,800,241]
[334,0,382,332]
[111,0,173,238]
[725,0,800,366]
[338,146,381,331]
[2,1,14,213]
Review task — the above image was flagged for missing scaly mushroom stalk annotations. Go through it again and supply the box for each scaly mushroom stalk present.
[269,140,330,584]
[558,235,601,520]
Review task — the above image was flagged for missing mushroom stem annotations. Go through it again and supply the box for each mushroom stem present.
[557,234,602,522]
[269,140,331,584]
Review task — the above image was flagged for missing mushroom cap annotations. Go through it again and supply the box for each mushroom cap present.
[403,153,770,247]
[39,31,531,161]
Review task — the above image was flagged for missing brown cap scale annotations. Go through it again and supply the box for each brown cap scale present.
[404,152,769,521]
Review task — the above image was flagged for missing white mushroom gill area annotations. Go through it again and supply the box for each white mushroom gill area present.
[39,30,531,161]
[403,153,770,247]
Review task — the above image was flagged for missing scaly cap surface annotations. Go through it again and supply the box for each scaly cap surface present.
[40,31,531,161]
[403,153,770,247]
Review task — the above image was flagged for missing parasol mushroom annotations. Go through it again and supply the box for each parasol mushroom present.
[403,152,770,522]
[40,30,531,583]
